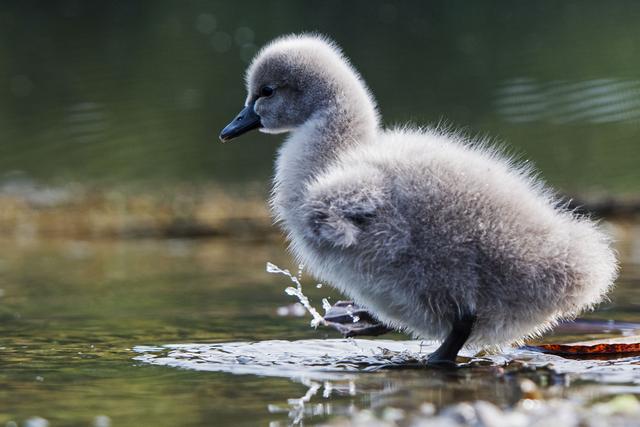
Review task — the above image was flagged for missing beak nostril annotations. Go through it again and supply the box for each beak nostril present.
[219,103,261,142]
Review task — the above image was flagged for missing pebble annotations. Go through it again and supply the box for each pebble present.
[93,415,111,427]
[323,395,640,427]
[23,418,48,427]
[519,379,542,400]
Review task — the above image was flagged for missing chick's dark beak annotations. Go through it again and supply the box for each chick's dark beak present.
[219,103,262,142]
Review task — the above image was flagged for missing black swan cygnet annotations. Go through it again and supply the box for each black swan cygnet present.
[219,34,618,366]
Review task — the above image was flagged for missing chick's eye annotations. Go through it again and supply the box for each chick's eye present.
[260,86,274,97]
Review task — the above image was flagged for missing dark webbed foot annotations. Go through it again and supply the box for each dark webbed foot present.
[426,312,477,367]
[323,301,393,337]
[322,301,476,367]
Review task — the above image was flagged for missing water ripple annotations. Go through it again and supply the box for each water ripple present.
[133,339,640,384]
[495,78,640,123]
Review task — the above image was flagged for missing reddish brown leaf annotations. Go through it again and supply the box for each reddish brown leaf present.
[529,335,640,356]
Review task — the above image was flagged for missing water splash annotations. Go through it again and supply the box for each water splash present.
[321,298,332,313]
[266,262,327,327]
[345,304,360,323]
[266,262,364,326]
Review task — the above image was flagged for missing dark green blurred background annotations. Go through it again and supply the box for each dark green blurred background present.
[1,1,639,193]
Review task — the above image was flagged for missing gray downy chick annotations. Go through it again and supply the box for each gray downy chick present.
[220,34,618,366]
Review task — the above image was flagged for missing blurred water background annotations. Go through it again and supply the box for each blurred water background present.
[1,1,640,426]
[1,1,639,193]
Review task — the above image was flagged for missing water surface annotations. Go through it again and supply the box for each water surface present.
[0,221,638,426]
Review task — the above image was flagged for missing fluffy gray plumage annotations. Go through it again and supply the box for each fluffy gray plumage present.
[240,34,618,348]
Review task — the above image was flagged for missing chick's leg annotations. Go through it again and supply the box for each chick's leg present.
[426,312,476,367]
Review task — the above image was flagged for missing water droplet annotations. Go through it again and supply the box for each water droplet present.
[266,262,281,273]
[297,263,304,278]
